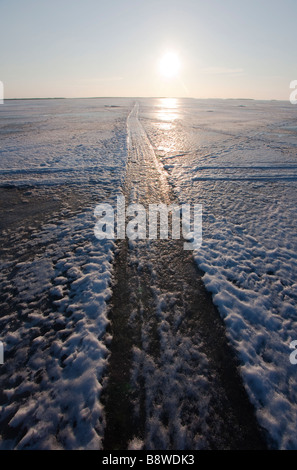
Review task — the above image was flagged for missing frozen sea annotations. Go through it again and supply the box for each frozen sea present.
[0,97,297,449]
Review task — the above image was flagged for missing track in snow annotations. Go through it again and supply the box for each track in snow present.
[102,103,267,450]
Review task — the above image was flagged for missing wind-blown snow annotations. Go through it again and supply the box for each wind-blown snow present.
[0,98,128,188]
[0,99,130,449]
[1,213,115,449]
[140,98,297,449]
[1,97,297,449]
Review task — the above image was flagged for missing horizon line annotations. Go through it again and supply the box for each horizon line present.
[2,96,288,102]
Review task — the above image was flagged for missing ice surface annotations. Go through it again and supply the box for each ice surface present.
[140,98,297,449]
[1,97,297,449]
[0,98,129,188]
[0,99,131,449]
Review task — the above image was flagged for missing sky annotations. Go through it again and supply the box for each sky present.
[0,0,296,100]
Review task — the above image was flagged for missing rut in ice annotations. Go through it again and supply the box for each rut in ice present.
[102,103,267,450]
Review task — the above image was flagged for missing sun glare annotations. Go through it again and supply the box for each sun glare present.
[159,52,181,78]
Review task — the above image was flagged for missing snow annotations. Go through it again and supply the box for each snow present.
[140,98,297,449]
[1,97,297,449]
[0,98,128,188]
[0,210,119,449]
[0,99,131,449]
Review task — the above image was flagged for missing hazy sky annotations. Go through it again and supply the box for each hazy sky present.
[1,0,296,99]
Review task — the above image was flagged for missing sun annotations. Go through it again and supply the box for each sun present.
[159,52,181,78]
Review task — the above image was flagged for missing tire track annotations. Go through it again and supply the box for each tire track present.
[103,103,268,450]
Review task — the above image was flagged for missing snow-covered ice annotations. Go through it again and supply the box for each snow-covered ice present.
[1,97,297,449]
[140,98,297,449]
[0,99,131,449]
